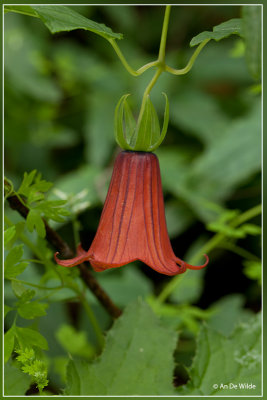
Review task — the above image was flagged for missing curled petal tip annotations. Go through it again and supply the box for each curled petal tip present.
[54,247,90,268]
[187,254,209,270]
[176,254,209,271]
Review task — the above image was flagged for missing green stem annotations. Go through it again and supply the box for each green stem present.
[136,6,171,127]
[79,295,105,350]
[10,278,63,291]
[165,39,210,75]
[158,5,171,63]
[218,242,261,262]
[157,204,261,304]
[137,60,159,74]
[231,204,261,227]
[71,217,80,248]
[108,39,140,77]
[136,68,162,128]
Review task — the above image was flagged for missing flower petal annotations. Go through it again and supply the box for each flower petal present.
[54,244,89,267]
[175,254,209,270]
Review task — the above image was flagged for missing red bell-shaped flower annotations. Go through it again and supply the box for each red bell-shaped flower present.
[55,151,208,276]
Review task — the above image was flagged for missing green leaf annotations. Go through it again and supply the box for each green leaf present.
[243,260,261,284]
[165,200,194,238]
[4,226,16,247]
[51,165,101,210]
[16,349,49,392]
[170,269,205,305]
[11,281,29,298]
[179,101,261,222]
[4,362,31,395]
[17,170,37,197]
[18,289,36,304]
[18,301,48,320]
[85,92,125,167]
[177,314,261,395]
[4,327,15,363]
[5,244,23,267]
[242,6,261,80]
[56,324,95,359]
[170,89,230,146]
[190,18,243,46]
[35,200,70,222]
[207,294,253,336]
[4,5,38,18]
[31,6,123,40]
[96,266,153,307]
[5,245,29,279]
[4,304,13,318]
[15,327,48,350]
[26,209,46,238]
[65,300,177,395]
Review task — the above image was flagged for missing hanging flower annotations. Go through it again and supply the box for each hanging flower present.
[55,151,208,276]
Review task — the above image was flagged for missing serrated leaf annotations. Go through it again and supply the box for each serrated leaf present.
[4,226,16,247]
[17,170,37,197]
[32,178,53,194]
[35,200,70,222]
[26,209,46,238]
[190,18,243,46]
[18,289,36,304]
[31,6,122,40]
[18,301,48,320]
[65,300,177,395]
[242,6,261,80]
[207,294,253,336]
[177,314,261,395]
[5,245,24,268]
[5,261,28,279]
[15,327,48,350]
[5,245,29,279]
[56,324,95,359]
[11,281,28,298]
[4,327,15,363]
[4,362,31,395]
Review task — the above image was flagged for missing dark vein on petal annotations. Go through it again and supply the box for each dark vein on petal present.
[118,157,138,262]
[154,159,175,273]
[148,157,166,270]
[106,155,128,261]
[142,157,155,266]
[110,156,133,263]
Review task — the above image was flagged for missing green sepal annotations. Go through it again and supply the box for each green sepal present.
[114,94,134,151]
[134,95,160,151]
[149,93,169,152]
[114,93,169,152]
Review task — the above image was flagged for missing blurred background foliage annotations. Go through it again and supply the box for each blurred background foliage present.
[4,5,261,394]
